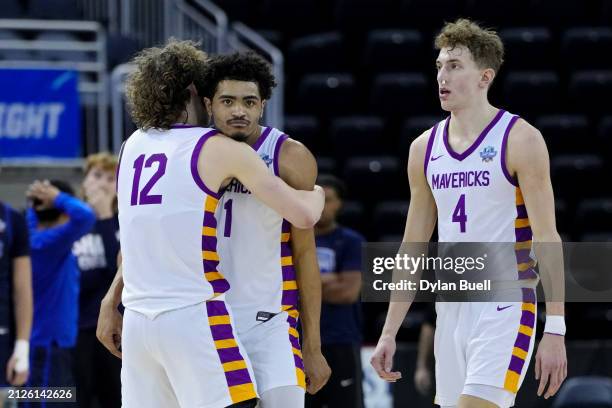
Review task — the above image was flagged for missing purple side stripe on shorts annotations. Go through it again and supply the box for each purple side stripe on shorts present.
[520,310,535,327]
[206,301,229,316]
[514,332,531,353]
[508,355,526,374]
[209,324,235,341]
[294,354,305,370]
[224,369,253,387]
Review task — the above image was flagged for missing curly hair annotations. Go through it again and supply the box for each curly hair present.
[435,19,504,73]
[199,51,277,100]
[125,39,208,130]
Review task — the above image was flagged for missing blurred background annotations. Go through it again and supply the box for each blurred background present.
[0,0,611,407]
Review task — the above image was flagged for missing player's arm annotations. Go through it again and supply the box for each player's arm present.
[97,251,124,358]
[199,136,324,229]
[7,256,32,386]
[507,119,567,398]
[279,139,331,394]
[371,130,438,381]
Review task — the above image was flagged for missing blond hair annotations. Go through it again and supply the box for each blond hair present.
[435,19,504,73]
[85,152,118,175]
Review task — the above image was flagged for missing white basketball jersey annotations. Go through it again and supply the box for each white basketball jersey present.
[216,127,299,332]
[117,125,230,319]
[425,110,537,281]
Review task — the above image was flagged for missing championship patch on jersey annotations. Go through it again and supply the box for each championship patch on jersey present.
[260,153,273,167]
[479,145,497,162]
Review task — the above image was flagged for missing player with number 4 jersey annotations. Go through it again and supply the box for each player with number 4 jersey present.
[370,19,567,408]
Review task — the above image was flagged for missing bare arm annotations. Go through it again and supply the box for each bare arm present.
[12,256,33,341]
[380,131,438,339]
[507,120,564,316]
[321,271,361,304]
[97,251,124,358]
[507,119,567,399]
[200,135,324,229]
[280,139,331,394]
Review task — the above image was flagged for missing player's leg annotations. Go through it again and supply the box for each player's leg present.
[433,302,468,407]
[459,385,515,408]
[463,291,537,408]
[121,308,180,408]
[157,300,258,408]
[239,311,305,408]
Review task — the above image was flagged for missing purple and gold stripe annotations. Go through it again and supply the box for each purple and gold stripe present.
[504,187,537,392]
[280,220,306,389]
[206,300,257,403]
[202,195,230,296]
[503,289,537,392]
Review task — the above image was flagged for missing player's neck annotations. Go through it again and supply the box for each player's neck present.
[245,127,262,147]
[449,100,498,142]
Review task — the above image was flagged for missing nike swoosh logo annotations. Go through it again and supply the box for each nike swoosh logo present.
[497,305,513,311]
[431,154,444,161]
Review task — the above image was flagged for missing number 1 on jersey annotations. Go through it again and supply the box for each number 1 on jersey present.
[453,194,467,233]
[223,199,233,237]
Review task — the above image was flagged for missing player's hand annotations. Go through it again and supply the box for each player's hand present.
[302,346,331,394]
[414,366,432,395]
[6,340,29,386]
[26,180,61,209]
[370,334,402,382]
[535,333,567,399]
[97,297,123,359]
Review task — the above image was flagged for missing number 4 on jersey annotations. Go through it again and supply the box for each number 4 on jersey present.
[453,194,467,233]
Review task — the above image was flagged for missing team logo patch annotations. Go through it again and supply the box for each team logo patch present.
[260,154,273,167]
[479,146,497,162]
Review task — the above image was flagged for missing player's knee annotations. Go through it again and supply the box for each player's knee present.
[227,398,258,408]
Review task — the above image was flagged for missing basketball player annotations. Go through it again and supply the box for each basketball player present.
[200,52,331,408]
[370,19,567,408]
[98,40,324,408]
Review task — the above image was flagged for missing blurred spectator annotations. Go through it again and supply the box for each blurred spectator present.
[25,180,95,394]
[72,153,121,408]
[307,175,365,408]
[0,201,33,401]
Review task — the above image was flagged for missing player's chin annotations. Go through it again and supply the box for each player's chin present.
[439,101,453,112]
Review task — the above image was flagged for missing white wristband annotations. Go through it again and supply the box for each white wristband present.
[12,339,29,372]
[544,315,566,336]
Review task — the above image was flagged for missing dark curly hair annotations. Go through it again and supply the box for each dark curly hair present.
[125,39,209,130]
[199,51,277,100]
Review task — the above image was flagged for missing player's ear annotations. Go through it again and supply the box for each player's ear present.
[480,68,495,89]
[204,97,213,118]
[260,99,266,120]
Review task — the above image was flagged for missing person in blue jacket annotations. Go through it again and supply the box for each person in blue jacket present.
[25,179,95,398]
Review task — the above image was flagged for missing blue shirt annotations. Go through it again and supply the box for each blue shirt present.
[315,226,365,345]
[0,202,30,341]
[73,216,120,329]
[27,193,95,347]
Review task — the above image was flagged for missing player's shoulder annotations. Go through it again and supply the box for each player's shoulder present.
[508,117,544,146]
[409,127,436,160]
[278,136,317,173]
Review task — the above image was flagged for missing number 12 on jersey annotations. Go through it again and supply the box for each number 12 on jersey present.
[452,194,467,233]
